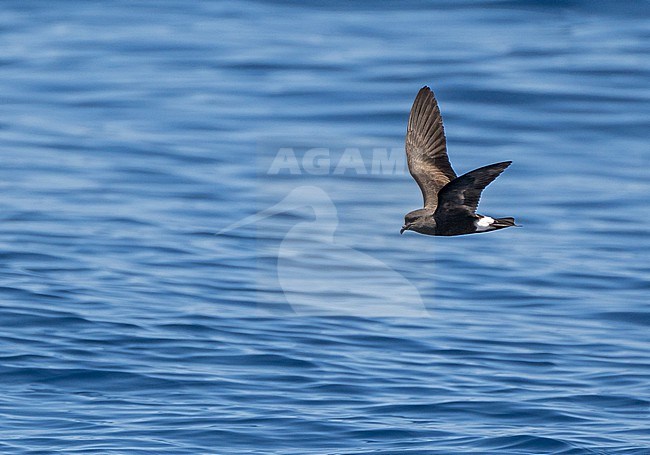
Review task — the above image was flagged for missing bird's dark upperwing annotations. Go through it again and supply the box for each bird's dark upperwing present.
[405,86,457,209]
[435,161,512,216]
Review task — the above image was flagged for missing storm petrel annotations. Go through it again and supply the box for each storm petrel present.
[400,86,516,236]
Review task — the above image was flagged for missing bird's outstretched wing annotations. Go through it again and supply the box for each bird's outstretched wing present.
[405,86,457,209]
[435,161,511,216]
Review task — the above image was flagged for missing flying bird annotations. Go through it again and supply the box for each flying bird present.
[401,86,516,236]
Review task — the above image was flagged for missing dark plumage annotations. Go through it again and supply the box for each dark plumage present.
[401,86,516,236]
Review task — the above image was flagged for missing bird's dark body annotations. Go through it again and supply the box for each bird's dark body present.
[401,87,516,237]
[434,213,476,236]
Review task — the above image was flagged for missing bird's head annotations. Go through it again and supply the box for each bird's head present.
[401,209,436,235]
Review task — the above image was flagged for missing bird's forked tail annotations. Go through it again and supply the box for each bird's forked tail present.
[492,217,517,229]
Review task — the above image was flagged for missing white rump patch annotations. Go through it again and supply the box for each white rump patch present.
[475,216,495,232]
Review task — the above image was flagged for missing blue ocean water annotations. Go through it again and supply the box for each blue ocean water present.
[1,1,649,453]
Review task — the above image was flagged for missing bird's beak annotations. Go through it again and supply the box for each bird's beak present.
[400,225,408,234]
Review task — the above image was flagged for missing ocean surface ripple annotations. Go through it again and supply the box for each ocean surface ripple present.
[1,1,649,453]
